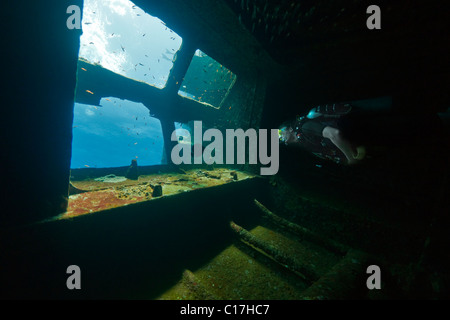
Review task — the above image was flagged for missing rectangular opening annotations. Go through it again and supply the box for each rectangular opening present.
[71,97,165,169]
[79,0,183,88]
[178,49,237,108]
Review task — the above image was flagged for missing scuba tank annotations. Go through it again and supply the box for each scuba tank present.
[307,103,353,119]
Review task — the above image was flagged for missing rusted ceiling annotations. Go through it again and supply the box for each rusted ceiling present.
[223,0,450,68]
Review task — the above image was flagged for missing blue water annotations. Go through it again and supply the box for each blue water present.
[79,0,182,89]
[71,97,165,168]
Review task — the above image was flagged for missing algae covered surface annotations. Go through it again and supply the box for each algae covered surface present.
[64,168,255,219]
[157,223,343,300]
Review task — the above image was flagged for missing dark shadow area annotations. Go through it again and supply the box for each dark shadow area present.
[0,179,267,299]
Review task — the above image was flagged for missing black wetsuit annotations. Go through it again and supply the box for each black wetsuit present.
[294,116,347,164]
[295,104,445,164]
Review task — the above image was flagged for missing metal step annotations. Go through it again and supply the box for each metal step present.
[157,199,370,300]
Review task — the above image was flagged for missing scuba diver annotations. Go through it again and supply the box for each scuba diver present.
[279,103,366,165]
[278,102,448,165]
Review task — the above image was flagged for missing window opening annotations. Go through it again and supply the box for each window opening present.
[174,122,192,145]
[178,49,237,108]
[71,98,164,169]
[79,0,182,88]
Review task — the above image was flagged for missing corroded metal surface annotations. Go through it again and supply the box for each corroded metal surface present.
[254,199,349,255]
[300,249,369,300]
[230,221,319,282]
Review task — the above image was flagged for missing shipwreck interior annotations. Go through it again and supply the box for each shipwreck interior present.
[1,0,449,300]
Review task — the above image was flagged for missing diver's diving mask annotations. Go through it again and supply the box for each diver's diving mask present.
[279,126,301,145]
[278,127,288,143]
